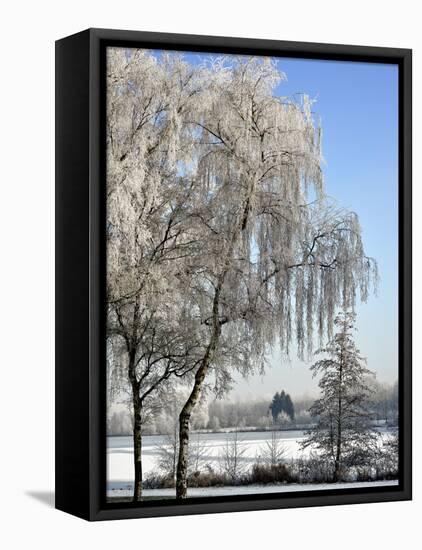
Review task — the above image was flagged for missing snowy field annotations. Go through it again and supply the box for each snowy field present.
[107,429,397,499]
[108,430,308,483]
[108,480,398,499]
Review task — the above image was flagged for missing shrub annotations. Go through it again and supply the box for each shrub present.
[291,455,334,483]
[143,473,174,489]
[187,469,229,487]
[249,463,293,484]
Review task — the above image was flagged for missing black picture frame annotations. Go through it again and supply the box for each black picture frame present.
[55,28,412,521]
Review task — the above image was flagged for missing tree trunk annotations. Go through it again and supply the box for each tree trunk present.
[333,453,341,483]
[132,390,143,502]
[176,351,213,498]
[176,296,222,498]
[334,347,344,483]
[334,419,342,482]
[128,334,143,502]
[128,297,142,501]
[176,188,254,499]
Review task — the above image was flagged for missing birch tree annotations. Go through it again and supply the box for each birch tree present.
[106,48,209,501]
[175,57,377,497]
[301,310,379,481]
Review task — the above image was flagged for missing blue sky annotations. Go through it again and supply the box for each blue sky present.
[236,55,397,396]
[131,48,399,396]
[256,57,399,397]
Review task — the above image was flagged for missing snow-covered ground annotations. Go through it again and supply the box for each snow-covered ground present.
[107,480,398,499]
[107,429,396,499]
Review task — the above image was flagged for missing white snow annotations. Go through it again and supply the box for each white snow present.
[107,429,397,499]
[107,430,309,483]
[107,480,398,499]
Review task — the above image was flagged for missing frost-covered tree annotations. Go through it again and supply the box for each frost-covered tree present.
[220,430,247,481]
[106,48,210,501]
[157,429,207,483]
[175,57,377,498]
[301,310,379,481]
[259,430,287,467]
[155,393,208,482]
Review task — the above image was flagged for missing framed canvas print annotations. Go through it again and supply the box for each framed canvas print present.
[55,28,412,521]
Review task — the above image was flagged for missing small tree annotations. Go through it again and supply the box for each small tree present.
[259,430,287,467]
[301,310,378,482]
[220,430,247,482]
[156,415,179,483]
[155,394,207,483]
[156,426,208,480]
[189,433,208,475]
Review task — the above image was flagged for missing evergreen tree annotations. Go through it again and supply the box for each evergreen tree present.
[269,392,281,423]
[284,394,295,421]
[269,390,295,422]
[301,310,378,481]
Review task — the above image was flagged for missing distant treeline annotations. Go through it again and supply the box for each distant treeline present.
[206,393,309,431]
[107,379,398,436]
